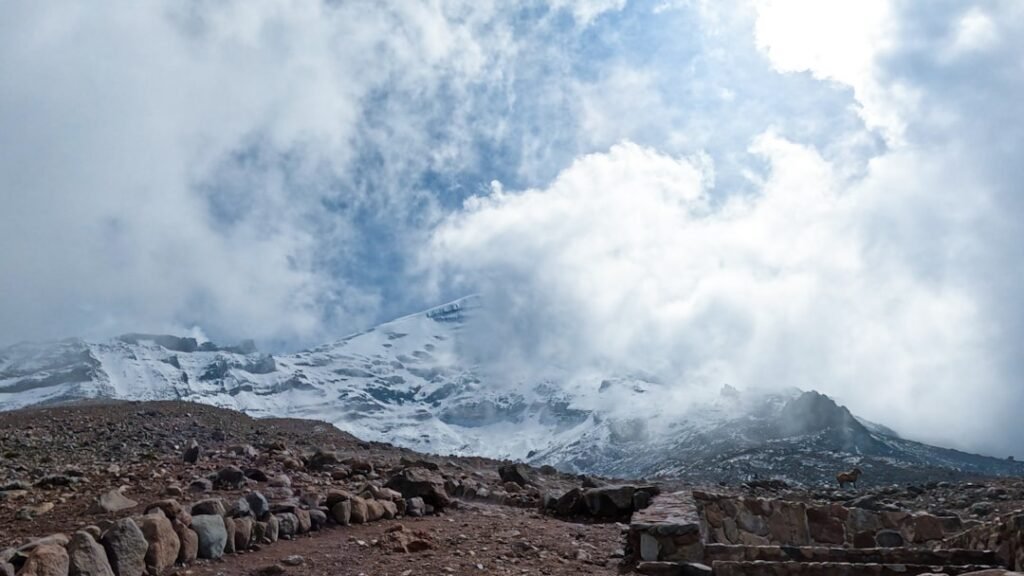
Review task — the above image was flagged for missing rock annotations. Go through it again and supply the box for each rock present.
[268,475,291,488]
[386,468,451,510]
[227,496,251,518]
[971,501,995,517]
[173,524,198,565]
[583,485,636,518]
[405,497,426,517]
[228,444,258,458]
[216,466,246,489]
[379,500,398,520]
[281,555,305,567]
[580,475,604,488]
[188,478,212,493]
[377,525,434,553]
[325,490,354,508]
[498,464,533,487]
[251,521,267,545]
[68,531,115,576]
[19,535,71,553]
[244,468,269,482]
[101,518,147,576]
[331,501,352,525]
[294,508,311,533]
[144,499,190,526]
[0,563,12,576]
[910,512,944,542]
[554,488,587,516]
[265,515,279,543]
[233,517,253,551]
[309,509,327,530]
[183,439,200,464]
[18,543,68,576]
[138,513,179,574]
[191,515,227,559]
[245,492,270,519]
[223,517,236,554]
[16,502,54,520]
[350,496,369,524]
[365,499,386,522]
[807,506,846,545]
[875,529,905,547]
[191,498,226,517]
[308,450,341,470]
[276,513,299,538]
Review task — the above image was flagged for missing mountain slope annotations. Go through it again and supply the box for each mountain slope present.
[2,297,1021,486]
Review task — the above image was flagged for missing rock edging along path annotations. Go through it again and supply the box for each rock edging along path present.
[2,466,454,576]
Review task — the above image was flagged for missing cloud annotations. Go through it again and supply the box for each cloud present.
[427,0,1024,458]
[3,1,1024,460]
[0,1,588,349]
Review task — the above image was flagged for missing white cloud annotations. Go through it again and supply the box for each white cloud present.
[753,0,910,142]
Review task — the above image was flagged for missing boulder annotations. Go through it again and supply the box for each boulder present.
[308,450,341,470]
[265,515,279,543]
[18,543,68,576]
[294,508,311,533]
[405,497,426,517]
[223,517,236,554]
[233,517,253,552]
[188,478,212,493]
[244,468,269,482]
[276,513,299,538]
[365,499,386,522]
[251,521,268,546]
[909,513,944,543]
[138,513,180,574]
[385,468,451,510]
[191,515,227,560]
[325,490,354,509]
[350,497,369,524]
[379,500,398,520]
[498,464,533,487]
[68,531,115,576]
[101,518,147,576]
[173,524,198,565]
[331,501,351,525]
[554,488,587,517]
[308,509,327,531]
[191,498,226,517]
[244,492,270,519]
[583,485,636,518]
[144,499,190,526]
[183,440,200,464]
[807,506,846,545]
[216,466,246,489]
[89,489,138,514]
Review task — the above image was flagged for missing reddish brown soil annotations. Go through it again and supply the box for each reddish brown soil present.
[182,503,623,576]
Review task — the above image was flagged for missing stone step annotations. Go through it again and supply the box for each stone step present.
[710,560,1002,576]
[703,544,999,566]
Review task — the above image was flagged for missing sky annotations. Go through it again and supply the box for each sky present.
[1,1,1023,457]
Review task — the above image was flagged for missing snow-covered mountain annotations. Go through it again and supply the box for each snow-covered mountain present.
[2,297,1022,485]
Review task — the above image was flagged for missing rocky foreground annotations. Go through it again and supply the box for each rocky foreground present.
[1,401,1023,576]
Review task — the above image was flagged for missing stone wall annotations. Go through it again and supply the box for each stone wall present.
[694,491,963,549]
[626,491,704,564]
[944,509,1024,570]
[1,470,447,576]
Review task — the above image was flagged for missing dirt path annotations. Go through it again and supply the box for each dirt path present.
[183,502,623,576]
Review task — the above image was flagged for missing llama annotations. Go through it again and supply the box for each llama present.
[836,467,863,489]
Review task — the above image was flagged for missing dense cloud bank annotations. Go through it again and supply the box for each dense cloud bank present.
[2,1,1023,457]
